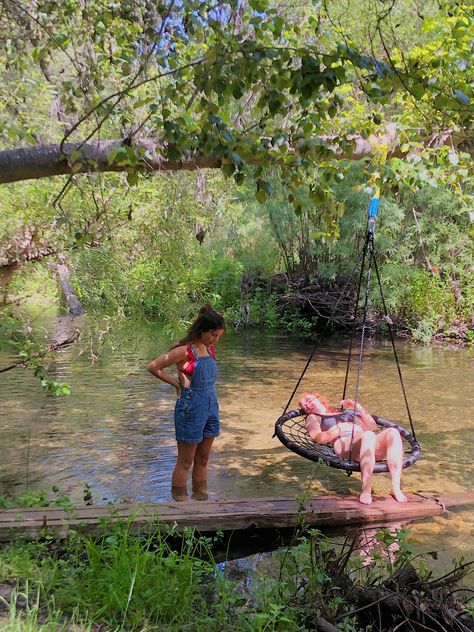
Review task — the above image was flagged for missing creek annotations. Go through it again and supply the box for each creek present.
[0,317,473,574]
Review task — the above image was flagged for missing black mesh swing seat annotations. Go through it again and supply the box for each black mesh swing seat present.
[274,408,421,473]
[273,192,422,475]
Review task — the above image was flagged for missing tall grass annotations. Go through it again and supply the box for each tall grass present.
[1,519,472,631]
[0,517,307,631]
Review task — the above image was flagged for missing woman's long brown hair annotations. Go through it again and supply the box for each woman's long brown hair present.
[171,304,226,349]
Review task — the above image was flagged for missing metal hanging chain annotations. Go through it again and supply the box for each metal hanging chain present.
[343,192,380,471]
[283,202,376,418]
[342,193,380,399]
[281,253,365,417]
[347,232,375,464]
[342,231,371,401]
[354,233,374,408]
[282,197,378,428]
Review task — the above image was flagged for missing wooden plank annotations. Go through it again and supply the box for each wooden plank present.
[0,492,472,542]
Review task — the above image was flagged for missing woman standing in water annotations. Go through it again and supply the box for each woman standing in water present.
[148,305,226,501]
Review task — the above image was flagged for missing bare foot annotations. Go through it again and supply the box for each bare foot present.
[359,491,373,505]
[391,490,407,503]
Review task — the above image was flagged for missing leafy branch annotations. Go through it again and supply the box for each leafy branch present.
[0,331,80,395]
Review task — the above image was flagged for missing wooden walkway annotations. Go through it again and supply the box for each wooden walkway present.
[1,492,473,542]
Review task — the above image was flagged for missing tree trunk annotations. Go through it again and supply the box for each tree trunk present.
[52,259,84,316]
[0,126,408,185]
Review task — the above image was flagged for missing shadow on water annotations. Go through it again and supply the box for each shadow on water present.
[0,320,473,568]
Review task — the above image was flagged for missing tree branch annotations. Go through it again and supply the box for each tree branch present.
[0,331,80,374]
[0,126,408,184]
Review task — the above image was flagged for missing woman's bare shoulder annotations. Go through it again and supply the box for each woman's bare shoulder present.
[151,345,187,367]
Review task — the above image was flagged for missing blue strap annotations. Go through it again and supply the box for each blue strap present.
[368,196,380,218]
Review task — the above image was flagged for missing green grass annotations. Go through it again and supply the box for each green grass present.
[0,518,472,631]
[0,519,307,631]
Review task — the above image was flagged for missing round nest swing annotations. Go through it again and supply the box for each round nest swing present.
[273,191,423,474]
[274,409,421,473]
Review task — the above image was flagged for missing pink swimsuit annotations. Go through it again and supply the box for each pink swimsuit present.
[181,343,216,377]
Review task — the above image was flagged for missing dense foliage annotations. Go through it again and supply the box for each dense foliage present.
[2,165,472,343]
[0,498,472,631]
[0,0,473,389]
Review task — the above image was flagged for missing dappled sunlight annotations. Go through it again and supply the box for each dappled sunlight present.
[407,510,474,579]
[0,326,473,565]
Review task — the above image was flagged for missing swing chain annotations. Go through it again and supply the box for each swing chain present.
[279,187,418,464]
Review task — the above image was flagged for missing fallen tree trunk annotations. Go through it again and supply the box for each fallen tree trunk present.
[0,226,57,287]
[0,126,406,184]
[51,259,84,316]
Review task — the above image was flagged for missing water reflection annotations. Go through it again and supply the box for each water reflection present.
[0,325,473,564]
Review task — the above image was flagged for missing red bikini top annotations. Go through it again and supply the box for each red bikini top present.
[181,343,216,377]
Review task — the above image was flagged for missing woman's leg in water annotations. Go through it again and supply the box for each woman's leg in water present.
[172,441,197,500]
[191,436,215,499]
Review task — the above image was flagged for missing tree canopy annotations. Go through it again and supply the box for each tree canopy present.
[0,0,472,213]
[0,0,473,392]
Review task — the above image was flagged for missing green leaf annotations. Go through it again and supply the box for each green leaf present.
[234,171,245,185]
[255,188,268,204]
[249,0,269,11]
[232,83,243,100]
[134,97,152,109]
[167,146,181,161]
[222,163,235,178]
[107,146,132,166]
[126,171,139,186]
[410,82,426,99]
[230,152,244,167]
[268,90,284,115]
[273,16,284,36]
[434,94,452,108]
[215,78,227,94]
[257,179,273,195]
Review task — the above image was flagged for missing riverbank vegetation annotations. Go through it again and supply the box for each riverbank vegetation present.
[1,0,473,386]
[0,496,473,631]
[2,166,473,348]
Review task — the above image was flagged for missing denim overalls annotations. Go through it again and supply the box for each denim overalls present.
[174,345,220,444]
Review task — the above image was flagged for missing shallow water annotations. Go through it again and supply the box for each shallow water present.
[0,320,473,571]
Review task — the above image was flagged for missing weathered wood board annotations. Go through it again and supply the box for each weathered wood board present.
[0,492,472,542]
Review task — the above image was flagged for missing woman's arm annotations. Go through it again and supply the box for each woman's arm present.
[305,414,342,444]
[147,346,187,396]
[340,399,377,431]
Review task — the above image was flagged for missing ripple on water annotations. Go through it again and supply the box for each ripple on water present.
[0,328,473,566]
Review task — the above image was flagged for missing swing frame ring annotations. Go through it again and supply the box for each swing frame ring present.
[275,408,421,473]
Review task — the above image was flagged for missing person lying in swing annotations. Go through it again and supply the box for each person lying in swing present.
[299,392,407,506]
